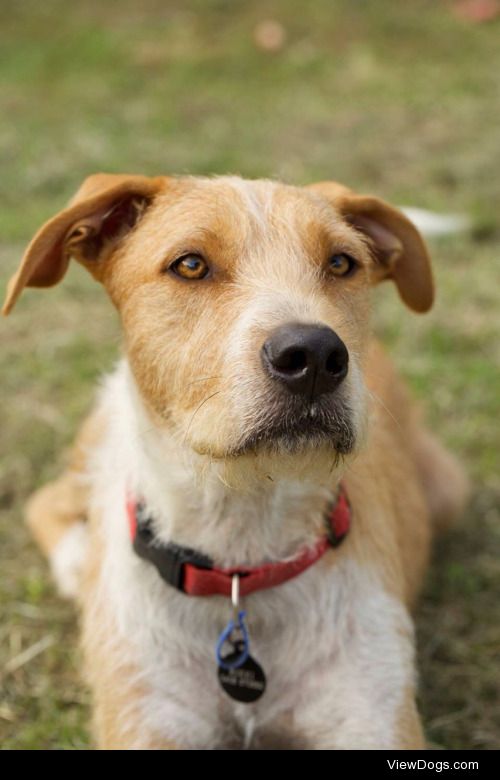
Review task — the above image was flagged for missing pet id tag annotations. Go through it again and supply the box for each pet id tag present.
[215,575,267,704]
[218,639,266,703]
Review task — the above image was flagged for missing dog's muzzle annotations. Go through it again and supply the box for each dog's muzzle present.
[228,322,355,456]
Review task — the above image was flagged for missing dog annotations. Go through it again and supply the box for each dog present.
[2,173,469,749]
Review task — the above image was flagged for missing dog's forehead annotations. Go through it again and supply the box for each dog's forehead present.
[153,175,347,242]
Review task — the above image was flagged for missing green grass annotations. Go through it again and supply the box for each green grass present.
[1,0,499,749]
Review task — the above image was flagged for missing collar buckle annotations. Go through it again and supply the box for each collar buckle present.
[132,514,213,592]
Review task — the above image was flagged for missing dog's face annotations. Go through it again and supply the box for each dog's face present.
[110,178,375,460]
[3,174,433,466]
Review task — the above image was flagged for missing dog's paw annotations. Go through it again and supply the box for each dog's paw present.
[50,521,89,599]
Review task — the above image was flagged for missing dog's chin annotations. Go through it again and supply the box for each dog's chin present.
[184,392,360,469]
[226,401,357,459]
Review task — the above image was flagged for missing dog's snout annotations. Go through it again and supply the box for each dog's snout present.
[261,323,349,399]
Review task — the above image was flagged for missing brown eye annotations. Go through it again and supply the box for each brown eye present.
[328,253,357,278]
[170,254,209,280]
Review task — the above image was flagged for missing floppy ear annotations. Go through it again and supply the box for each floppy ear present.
[307,181,434,313]
[2,173,166,315]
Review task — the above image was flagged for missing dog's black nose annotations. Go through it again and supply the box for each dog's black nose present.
[261,323,349,399]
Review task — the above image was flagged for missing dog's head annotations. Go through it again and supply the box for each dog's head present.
[3,174,433,472]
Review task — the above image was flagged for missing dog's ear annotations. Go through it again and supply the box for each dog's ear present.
[2,173,166,315]
[307,181,434,313]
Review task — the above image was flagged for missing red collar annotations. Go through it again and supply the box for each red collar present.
[127,486,351,598]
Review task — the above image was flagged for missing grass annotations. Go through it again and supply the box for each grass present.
[1,0,499,749]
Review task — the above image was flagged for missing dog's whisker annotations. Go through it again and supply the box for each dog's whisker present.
[137,423,161,438]
[182,390,223,446]
[367,389,403,431]
[215,469,235,490]
[329,450,343,475]
[185,375,223,387]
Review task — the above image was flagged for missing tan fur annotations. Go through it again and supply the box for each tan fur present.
[3,174,469,749]
[342,352,431,607]
[80,526,180,750]
[25,408,102,558]
[395,688,427,749]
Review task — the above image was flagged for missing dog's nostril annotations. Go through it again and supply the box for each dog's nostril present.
[275,348,307,374]
[325,349,347,376]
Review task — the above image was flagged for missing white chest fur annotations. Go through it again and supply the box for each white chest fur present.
[86,363,416,749]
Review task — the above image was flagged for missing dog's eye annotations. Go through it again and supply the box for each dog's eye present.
[170,254,209,280]
[328,253,357,278]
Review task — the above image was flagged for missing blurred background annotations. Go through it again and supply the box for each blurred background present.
[1,0,499,749]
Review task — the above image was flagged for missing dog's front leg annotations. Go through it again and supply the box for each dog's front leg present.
[25,406,105,598]
[286,601,425,750]
[94,711,181,751]
[291,672,425,750]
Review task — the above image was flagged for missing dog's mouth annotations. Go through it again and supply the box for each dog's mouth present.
[228,395,356,457]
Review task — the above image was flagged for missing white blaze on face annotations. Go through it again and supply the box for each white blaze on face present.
[212,180,369,457]
[224,177,277,231]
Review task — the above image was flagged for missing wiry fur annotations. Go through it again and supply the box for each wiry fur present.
[3,174,469,749]
[80,363,420,749]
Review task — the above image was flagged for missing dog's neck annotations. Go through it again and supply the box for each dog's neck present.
[105,361,344,568]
